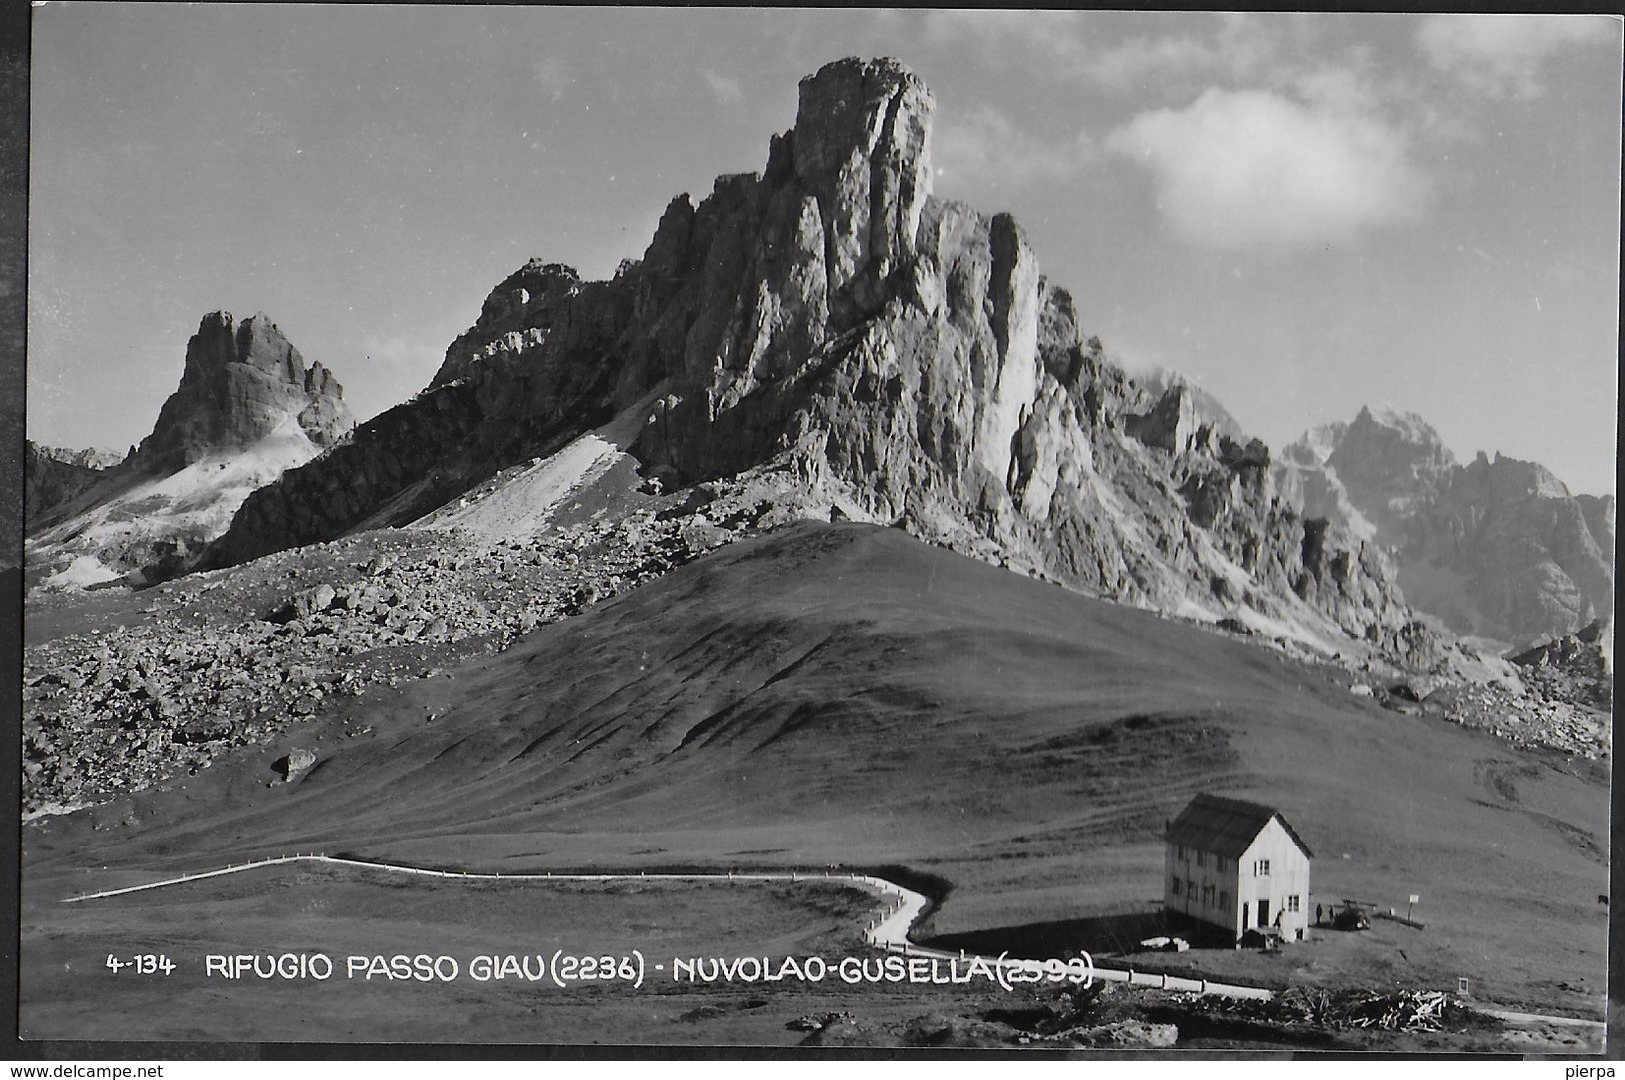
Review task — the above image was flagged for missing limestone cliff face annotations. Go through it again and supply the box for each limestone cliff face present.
[1277,406,1614,646]
[132,311,353,472]
[210,58,1437,665]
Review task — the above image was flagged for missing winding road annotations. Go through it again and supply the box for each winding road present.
[67,853,1607,1036]
[62,851,1275,1000]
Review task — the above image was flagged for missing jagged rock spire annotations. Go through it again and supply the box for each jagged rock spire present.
[213,58,1442,667]
[133,311,353,470]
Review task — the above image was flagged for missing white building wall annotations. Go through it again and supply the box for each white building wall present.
[1237,818,1312,941]
[1164,841,1241,934]
[1164,816,1312,943]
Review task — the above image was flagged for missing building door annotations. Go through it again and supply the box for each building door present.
[1257,899,1270,927]
[1241,901,1249,929]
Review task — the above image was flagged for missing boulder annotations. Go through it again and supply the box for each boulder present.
[276,747,318,783]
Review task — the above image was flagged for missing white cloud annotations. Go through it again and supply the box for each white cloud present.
[700,69,745,107]
[1106,88,1427,251]
[933,105,1096,192]
[1416,14,1617,98]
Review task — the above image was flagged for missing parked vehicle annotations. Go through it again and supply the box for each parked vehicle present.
[1332,902,1372,931]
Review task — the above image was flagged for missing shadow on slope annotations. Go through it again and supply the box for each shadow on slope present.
[35,522,1268,866]
[23,522,1608,1020]
[923,909,1174,960]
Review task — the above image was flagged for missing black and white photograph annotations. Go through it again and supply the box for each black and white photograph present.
[16,6,1620,1058]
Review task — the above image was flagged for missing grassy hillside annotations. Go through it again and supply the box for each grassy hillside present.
[24,521,1608,1019]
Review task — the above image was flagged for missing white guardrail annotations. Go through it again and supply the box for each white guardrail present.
[63,853,1274,1001]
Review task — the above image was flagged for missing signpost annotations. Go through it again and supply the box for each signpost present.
[1408,894,1419,921]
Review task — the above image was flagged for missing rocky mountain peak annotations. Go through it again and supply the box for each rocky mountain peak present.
[431,262,584,388]
[27,311,360,584]
[209,57,1446,668]
[1332,404,1456,489]
[1462,450,1573,501]
[1275,406,1614,647]
[133,310,353,471]
[785,56,934,297]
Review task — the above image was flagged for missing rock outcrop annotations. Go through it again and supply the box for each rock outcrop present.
[1276,405,1615,647]
[207,57,1438,666]
[132,311,353,473]
[1134,367,1245,442]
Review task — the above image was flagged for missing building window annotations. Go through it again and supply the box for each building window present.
[1171,878,1180,897]
[1219,890,1230,909]
[1177,845,1186,862]
[1254,859,1271,877]
[1216,856,1226,872]
[1202,884,1215,906]
[1287,895,1300,913]
[1196,851,1205,868]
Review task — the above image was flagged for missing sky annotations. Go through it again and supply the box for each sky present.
[28,7,1622,496]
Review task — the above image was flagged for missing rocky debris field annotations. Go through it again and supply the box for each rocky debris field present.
[1418,679,1610,761]
[1345,676,1608,761]
[1360,621,1614,761]
[20,483,784,817]
[22,461,1611,818]
[1507,621,1612,711]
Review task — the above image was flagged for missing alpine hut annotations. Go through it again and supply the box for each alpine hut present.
[1165,793,1313,945]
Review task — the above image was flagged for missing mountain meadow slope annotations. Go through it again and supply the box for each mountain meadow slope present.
[23,523,1608,1037]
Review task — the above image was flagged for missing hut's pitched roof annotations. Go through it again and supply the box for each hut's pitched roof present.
[1165,793,1313,859]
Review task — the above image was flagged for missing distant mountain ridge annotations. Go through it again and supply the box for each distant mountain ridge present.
[201,57,1443,668]
[24,442,121,525]
[30,444,123,470]
[1275,404,1614,648]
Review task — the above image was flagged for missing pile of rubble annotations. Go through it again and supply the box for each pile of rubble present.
[1173,986,1488,1035]
[1336,990,1467,1032]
